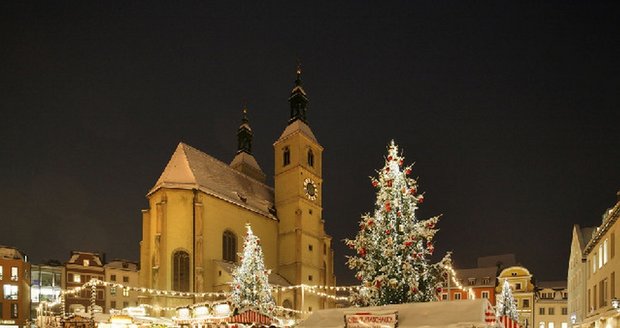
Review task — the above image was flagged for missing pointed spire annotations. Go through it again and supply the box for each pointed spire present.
[237,105,253,154]
[288,62,309,124]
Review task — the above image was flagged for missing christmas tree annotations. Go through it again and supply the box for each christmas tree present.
[496,280,518,320]
[345,140,450,306]
[230,223,275,314]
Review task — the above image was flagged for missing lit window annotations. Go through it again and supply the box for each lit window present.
[539,322,545,328]
[74,274,81,283]
[0,266,3,280]
[599,247,603,268]
[122,288,129,297]
[83,259,89,267]
[11,267,18,281]
[561,323,568,328]
[110,286,116,295]
[548,322,554,328]
[3,284,18,300]
[604,239,609,264]
[593,255,597,273]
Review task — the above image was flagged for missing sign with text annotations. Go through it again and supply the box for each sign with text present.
[344,311,398,328]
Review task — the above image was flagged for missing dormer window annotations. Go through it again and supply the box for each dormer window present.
[307,149,314,167]
[83,259,90,267]
[283,147,290,166]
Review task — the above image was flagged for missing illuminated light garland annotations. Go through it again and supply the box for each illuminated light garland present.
[441,264,476,300]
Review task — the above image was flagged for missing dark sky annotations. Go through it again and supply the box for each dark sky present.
[1,1,619,285]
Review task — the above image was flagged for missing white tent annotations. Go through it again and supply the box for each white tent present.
[298,299,500,328]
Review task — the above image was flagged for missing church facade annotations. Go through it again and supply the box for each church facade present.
[138,69,336,313]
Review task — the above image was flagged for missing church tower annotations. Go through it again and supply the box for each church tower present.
[274,66,336,312]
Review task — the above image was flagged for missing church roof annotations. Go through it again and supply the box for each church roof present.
[277,119,318,143]
[150,143,276,220]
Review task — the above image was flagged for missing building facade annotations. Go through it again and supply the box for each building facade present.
[64,251,105,314]
[0,246,31,328]
[497,266,535,327]
[578,192,620,327]
[138,69,336,314]
[442,266,497,304]
[567,225,595,326]
[534,281,568,328]
[105,260,139,313]
[30,261,63,323]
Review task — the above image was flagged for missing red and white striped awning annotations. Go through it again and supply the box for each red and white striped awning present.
[499,316,521,328]
[484,303,496,324]
[226,309,273,325]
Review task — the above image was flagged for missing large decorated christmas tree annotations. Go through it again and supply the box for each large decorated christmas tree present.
[230,223,275,314]
[345,141,450,306]
[496,280,518,320]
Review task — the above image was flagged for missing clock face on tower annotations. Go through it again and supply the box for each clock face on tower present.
[304,178,318,201]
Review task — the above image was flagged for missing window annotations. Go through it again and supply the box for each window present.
[612,272,616,298]
[599,247,603,269]
[604,239,609,264]
[74,274,81,283]
[308,275,313,281]
[515,283,522,290]
[561,323,568,328]
[548,323,554,328]
[123,276,129,283]
[561,307,568,315]
[594,285,598,309]
[111,301,116,309]
[283,147,290,166]
[97,290,104,300]
[454,293,462,300]
[83,259,90,267]
[593,254,597,273]
[223,231,237,262]
[539,308,545,315]
[548,307,555,315]
[523,299,530,308]
[482,277,490,285]
[173,250,190,292]
[123,301,129,308]
[612,233,616,258]
[110,286,116,295]
[588,288,591,311]
[0,266,3,280]
[468,278,476,286]
[600,279,608,307]
[10,303,18,319]
[481,291,489,299]
[539,322,545,328]
[308,244,313,251]
[441,293,448,300]
[122,262,128,269]
[11,267,18,281]
[3,285,18,300]
[123,288,129,297]
[307,149,314,167]
[111,274,116,281]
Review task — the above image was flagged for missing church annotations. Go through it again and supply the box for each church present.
[138,68,336,313]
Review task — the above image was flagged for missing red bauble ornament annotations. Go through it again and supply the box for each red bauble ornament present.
[436,287,443,293]
[372,180,379,187]
[375,280,382,288]
[418,195,424,203]
[385,202,391,212]
[385,167,390,173]
[356,274,363,281]
[386,179,393,187]
[411,287,418,293]
[367,219,374,226]
[409,187,416,194]
[387,155,393,161]
[404,241,413,247]
[405,168,412,175]
[385,229,391,235]
[399,159,403,166]
[358,248,366,256]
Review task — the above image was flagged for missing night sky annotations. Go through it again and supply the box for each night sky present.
[1,1,619,285]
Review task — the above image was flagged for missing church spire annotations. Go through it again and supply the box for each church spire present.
[236,105,253,155]
[288,63,309,124]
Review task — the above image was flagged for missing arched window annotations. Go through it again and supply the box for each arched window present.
[223,231,237,262]
[172,250,190,292]
[307,149,314,167]
[283,146,290,166]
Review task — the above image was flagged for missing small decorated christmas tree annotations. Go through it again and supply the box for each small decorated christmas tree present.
[230,223,275,314]
[345,140,450,306]
[496,280,518,320]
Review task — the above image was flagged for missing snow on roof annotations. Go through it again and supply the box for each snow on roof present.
[150,143,276,219]
[298,299,498,328]
[0,245,26,260]
[454,266,498,286]
[277,119,317,143]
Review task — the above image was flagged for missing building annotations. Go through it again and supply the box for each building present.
[534,281,568,328]
[64,251,105,314]
[30,261,64,322]
[0,246,31,328]
[497,266,535,327]
[567,225,595,325]
[138,68,336,314]
[442,266,497,304]
[578,192,620,327]
[104,259,139,313]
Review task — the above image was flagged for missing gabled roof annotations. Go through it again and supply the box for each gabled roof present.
[150,143,275,220]
[454,266,497,287]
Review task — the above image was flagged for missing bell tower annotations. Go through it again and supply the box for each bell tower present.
[274,65,335,313]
